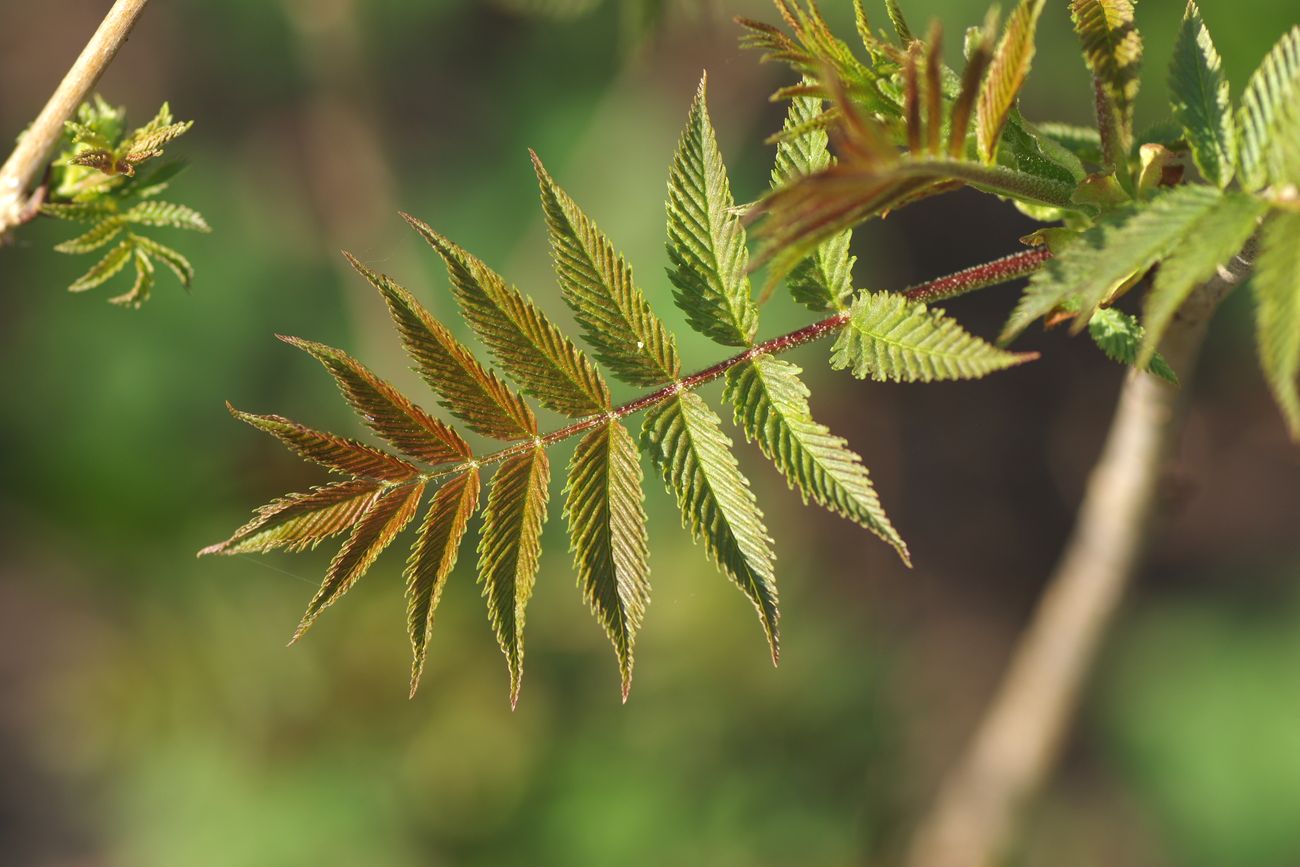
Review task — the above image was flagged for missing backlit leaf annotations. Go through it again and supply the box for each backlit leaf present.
[836,290,1033,382]
[1002,185,1224,342]
[532,152,681,386]
[725,355,909,562]
[977,0,1046,164]
[641,392,779,661]
[1140,192,1265,364]
[406,469,480,697]
[200,479,383,556]
[1238,26,1300,191]
[1169,1,1235,187]
[345,253,537,441]
[292,482,425,642]
[406,215,611,417]
[479,447,551,707]
[666,74,760,347]
[1070,0,1143,159]
[228,403,419,481]
[771,92,856,312]
[564,420,650,699]
[281,336,471,467]
[1254,212,1300,439]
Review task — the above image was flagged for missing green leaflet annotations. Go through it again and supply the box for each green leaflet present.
[667,74,760,347]
[228,403,419,481]
[1087,307,1178,384]
[122,200,210,232]
[885,0,914,44]
[292,482,425,643]
[1169,2,1235,188]
[1139,192,1266,365]
[976,0,1046,164]
[835,290,1032,382]
[724,356,909,563]
[113,247,155,308]
[281,336,472,467]
[202,479,384,556]
[1238,26,1300,191]
[406,469,480,698]
[770,93,856,313]
[406,215,611,417]
[69,240,132,292]
[479,447,551,707]
[132,234,194,286]
[345,254,537,441]
[564,420,650,699]
[641,392,779,660]
[1001,184,1225,342]
[53,218,123,254]
[532,152,681,386]
[1254,212,1300,440]
[1070,0,1142,166]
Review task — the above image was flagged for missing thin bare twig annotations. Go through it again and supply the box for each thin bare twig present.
[906,243,1258,867]
[0,0,151,239]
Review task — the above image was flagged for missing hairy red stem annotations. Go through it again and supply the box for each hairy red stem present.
[418,247,1050,482]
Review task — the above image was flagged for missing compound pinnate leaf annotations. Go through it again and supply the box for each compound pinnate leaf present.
[228,403,419,482]
[642,392,779,662]
[406,469,481,697]
[667,74,760,347]
[532,152,681,387]
[725,356,910,563]
[564,419,650,700]
[479,447,551,707]
[292,482,425,643]
[345,253,537,441]
[1002,184,1225,342]
[836,291,1033,382]
[280,336,471,467]
[201,479,384,556]
[405,215,611,418]
[1238,26,1300,191]
[1169,1,1235,188]
[977,0,1046,164]
[1140,192,1266,365]
[1254,212,1300,440]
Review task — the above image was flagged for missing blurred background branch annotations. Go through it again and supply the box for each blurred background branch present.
[0,0,150,240]
[908,245,1259,867]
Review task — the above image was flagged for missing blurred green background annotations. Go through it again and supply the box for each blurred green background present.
[2,1,1298,865]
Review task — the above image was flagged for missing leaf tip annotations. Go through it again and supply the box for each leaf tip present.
[196,541,224,558]
[1011,350,1041,367]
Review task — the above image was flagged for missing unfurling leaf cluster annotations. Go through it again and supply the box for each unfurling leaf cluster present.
[39,97,208,307]
[205,68,1032,704]
[745,1,1300,440]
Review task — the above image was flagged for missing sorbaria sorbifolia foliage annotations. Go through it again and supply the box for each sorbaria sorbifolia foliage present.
[40,97,208,307]
[205,0,1300,704]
